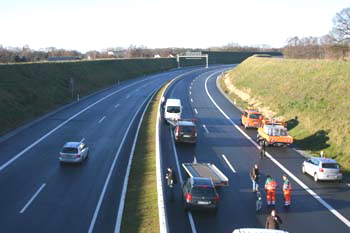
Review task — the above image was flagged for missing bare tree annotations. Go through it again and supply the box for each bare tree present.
[331,7,350,42]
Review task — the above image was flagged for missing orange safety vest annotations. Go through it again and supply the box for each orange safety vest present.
[265,178,277,190]
[283,180,292,191]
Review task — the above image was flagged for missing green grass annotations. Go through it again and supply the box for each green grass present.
[120,84,166,233]
[220,56,350,172]
[0,58,176,136]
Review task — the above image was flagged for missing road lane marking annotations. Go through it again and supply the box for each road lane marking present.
[88,92,153,233]
[80,138,85,143]
[347,183,350,188]
[189,91,192,95]
[194,108,198,115]
[20,183,46,214]
[190,98,193,103]
[0,78,150,173]
[221,154,236,173]
[190,86,192,90]
[169,128,198,233]
[114,104,120,108]
[114,89,157,233]
[126,94,130,99]
[205,73,350,229]
[202,124,209,134]
[98,116,106,124]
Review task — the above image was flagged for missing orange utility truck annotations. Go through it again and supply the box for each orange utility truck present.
[241,110,263,129]
[257,119,293,147]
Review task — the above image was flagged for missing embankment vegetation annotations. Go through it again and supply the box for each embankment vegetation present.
[220,56,350,171]
[0,58,176,136]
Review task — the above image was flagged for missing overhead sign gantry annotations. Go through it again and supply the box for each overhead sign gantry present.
[176,51,208,68]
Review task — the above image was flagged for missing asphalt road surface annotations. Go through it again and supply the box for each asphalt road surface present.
[0,66,216,233]
[159,66,350,233]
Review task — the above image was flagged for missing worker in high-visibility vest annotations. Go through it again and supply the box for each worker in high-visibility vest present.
[265,175,277,206]
[282,175,292,206]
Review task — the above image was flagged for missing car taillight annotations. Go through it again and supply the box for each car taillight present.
[175,127,179,136]
[319,168,324,172]
[186,192,192,202]
[214,194,219,203]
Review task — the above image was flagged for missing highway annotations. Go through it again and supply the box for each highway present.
[0,67,216,233]
[159,66,350,233]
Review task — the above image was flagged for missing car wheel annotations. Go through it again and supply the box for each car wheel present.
[302,165,306,174]
[314,173,319,182]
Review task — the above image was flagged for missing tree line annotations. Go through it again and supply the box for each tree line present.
[283,7,350,60]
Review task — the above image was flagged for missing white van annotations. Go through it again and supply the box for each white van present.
[233,229,288,233]
[164,99,182,123]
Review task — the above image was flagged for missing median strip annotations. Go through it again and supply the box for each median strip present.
[120,84,167,233]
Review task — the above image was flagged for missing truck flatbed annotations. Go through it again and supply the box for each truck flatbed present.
[182,163,229,187]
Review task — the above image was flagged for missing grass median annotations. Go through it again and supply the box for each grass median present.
[120,84,166,233]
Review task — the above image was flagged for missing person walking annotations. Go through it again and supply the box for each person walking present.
[165,166,177,188]
[282,175,292,207]
[250,164,260,192]
[265,175,277,206]
[265,209,283,229]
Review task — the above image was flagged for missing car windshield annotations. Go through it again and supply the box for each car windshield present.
[266,127,287,136]
[250,114,261,119]
[322,163,340,169]
[167,106,180,113]
[181,126,195,133]
[191,187,216,198]
[62,147,78,153]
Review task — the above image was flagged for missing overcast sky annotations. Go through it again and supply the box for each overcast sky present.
[1,0,349,52]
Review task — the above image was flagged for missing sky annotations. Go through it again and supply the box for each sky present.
[0,0,349,53]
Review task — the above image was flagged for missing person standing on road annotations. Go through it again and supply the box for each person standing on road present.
[265,209,283,229]
[165,167,177,188]
[282,175,292,207]
[265,175,277,206]
[250,164,260,192]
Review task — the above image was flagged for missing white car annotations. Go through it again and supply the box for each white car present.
[59,142,89,164]
[233,228,288,233]
[302,157,342,182]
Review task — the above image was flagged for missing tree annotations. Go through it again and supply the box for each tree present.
[331,7,350,42]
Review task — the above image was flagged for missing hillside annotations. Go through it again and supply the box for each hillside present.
[0,58,176,136]
[220,56,350,171]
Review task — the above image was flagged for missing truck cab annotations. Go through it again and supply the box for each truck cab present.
[241,110,263,129]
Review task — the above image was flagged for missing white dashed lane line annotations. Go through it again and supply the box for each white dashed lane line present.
[114,104,120,109]
[190,98,193,103]
[221,154,236,173]
[80,138,85,143]
[98,116,106,124]
[126,94,130,99]
[202,124,209,134]
[194,108,198,114]
[20,183,46,214]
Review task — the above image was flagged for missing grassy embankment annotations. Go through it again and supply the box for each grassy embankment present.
[219,56,350,172]
[121,84,166,233]
[0,58,176,136]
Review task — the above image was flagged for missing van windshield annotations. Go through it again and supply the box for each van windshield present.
[167,106,180,113]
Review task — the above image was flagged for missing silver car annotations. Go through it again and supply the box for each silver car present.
[302,157,342,182]
[59,142,89,164]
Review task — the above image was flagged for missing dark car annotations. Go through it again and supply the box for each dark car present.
[174,120,197,144]
[182,177,219,211]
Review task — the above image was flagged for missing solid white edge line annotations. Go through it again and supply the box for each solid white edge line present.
[0,78,149,173]
[87,93,152,233]
[194,108,198,115]
[221,154,236,173]
[20,183,46,214]
[205,72,350,229]
[156,69,204,233]
[188,212,197,233]
[114,89,158,233]
[98,116,106,124]
[202,124,209,134]
[115,104,120,108]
